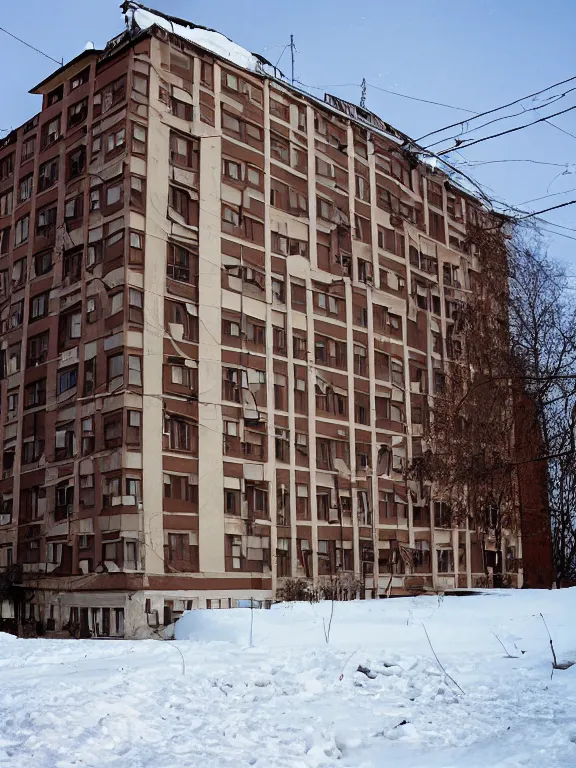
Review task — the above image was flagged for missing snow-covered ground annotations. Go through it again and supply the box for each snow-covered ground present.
[1,589,575,767]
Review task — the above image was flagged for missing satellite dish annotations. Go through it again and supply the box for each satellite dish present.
[85,41,95,50]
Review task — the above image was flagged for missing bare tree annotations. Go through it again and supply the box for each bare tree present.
[414,221,520,582]
[415,218,576,585]
[508,228,576,584]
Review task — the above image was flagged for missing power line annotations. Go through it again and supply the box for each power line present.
[367,82,476,113]
[539,226,576,243]
[463,159,575,169]
[0,25,63,66]
[424,88,576,150]
[293,79,359,92]
[516,187,576,207]
[413,73,576,144]
[544,120,576,140]
[514,199,576,222]
[293,78,476,114]
[436,104,576,156]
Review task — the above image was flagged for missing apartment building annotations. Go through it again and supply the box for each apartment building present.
[0,6,526,638]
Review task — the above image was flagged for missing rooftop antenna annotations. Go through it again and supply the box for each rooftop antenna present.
[290,34,296,85]
[360,78,367,108]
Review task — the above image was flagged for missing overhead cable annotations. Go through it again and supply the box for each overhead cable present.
[0,25,63,66]
[435,104,576,156]
[424,88,576,150]
[366,82,476,114]
[414,73,576,143]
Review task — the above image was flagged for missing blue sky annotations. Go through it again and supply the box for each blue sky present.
[1,0,575,263]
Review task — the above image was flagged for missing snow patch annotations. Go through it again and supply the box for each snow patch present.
[134,9,259,71]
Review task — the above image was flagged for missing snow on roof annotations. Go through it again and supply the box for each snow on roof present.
[133,8,260,71]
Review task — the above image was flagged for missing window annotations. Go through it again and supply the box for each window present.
[128,355,142,386]
[12,258,26,288]
[89,189,100,211]
[428,180,443,208]
[0,190,13,217]
[84,358,96,395]
[429,211,445,241]
[7,344,21,374]
[30,292,48,320]
[223,319,241,339]
[27,332,49,365]
[128,288,143,323]
[169,186,192,224]
[316,157,335,178]
[222,111,241,134]
[106,181,123,206]
[246,484,269,517]
[170,132,198,169]
[126,477,142,500]
[81,417,95,454]
[36,206,56,235]
[167,417,193,451]
[272,279,285,303]
[129,176,144,207]
[32,251,51,278]
[68,98,88,127]
[164,474,196,502]
[170,92,193,120]
[24,379,46,407]
[270,98,290,121]
[58,367,77,394]
[103,413,122,448]
[167,243,194,282]
[223,158,241,180]
[317,197,333,220]
[272,233,308,258]
[14,215,29,246]
[246,165,261,186]
[55,423,76,461]
[133,74,148,95]
[107,127,126,154]
[0,153,14,181]
[41,116,60,148]
[70,68,89,90]
[22,438,45,465]
[271,133,290,164]
[355,216,371,245]
[356,174,370,201]
[354,345,367,376]
[391,359,404,387]
[437,548,454,573]
[61,311,82,341]
[108,353,124,388]
[246,322,265,346]
[358,259,373,285]
[127,410,141,445]
[200,61,213,86]
[22,137,35,161]
[222,204,240,227]
[225,489,240,516]
[132,123,147,154]
[47,85,63,105]
[64,195,83,221]
[38,158,58,191]
[10,300,24,328]
[0,227,10,254]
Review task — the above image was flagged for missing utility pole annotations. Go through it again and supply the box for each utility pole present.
[360,78,367,108]
[290,34,295,85]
